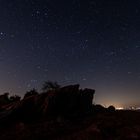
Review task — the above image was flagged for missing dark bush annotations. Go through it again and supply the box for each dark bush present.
[10,95,21,102]
[108,105,116,113]
[24,88,38,99]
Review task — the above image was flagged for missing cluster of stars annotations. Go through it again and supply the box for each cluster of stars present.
[0,0,140,107]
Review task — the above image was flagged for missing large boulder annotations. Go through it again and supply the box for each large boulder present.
[44,85,95,117]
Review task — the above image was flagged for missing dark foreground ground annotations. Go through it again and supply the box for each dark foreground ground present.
[0,110,140,140]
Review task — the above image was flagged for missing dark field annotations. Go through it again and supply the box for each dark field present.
[0,110,140,140]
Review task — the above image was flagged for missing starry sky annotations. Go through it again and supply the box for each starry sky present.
[0,0,140,108]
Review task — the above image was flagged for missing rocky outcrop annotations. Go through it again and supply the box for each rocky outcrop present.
[43,84,95,117]
[0,84,95,123]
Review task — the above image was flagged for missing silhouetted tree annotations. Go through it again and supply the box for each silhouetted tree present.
[10,95,21,102]
[0,92,10,106]
[24,88,38,99]
[108,105,116,112]
[3,92,9,99]
[42,81,60,92]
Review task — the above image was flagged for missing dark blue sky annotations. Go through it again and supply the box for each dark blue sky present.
[0,0,140,108]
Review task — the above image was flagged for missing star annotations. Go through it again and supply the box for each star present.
[0,32,4,35]
[127,72,132,75]
[36,10,40,14]
[82,78,87,81]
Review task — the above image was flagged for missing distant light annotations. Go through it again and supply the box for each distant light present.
[131,107,135,110]
[136,107,140,110]
[116,107,124,110]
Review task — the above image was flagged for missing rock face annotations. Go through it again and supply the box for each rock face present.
[50,85,95,117]
[41,84,95,117]
[0,84,95,122]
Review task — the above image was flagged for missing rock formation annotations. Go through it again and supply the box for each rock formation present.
[0,84,95,123]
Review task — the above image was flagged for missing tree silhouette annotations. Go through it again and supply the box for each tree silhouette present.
[10,95,21,102]
[42,81,60,92]
[3,92,9,99]
[108,105,116,112]
[24,88,38,99]
[0,92,10,106]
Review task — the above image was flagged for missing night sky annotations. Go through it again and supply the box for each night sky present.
[0,0,140,108]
